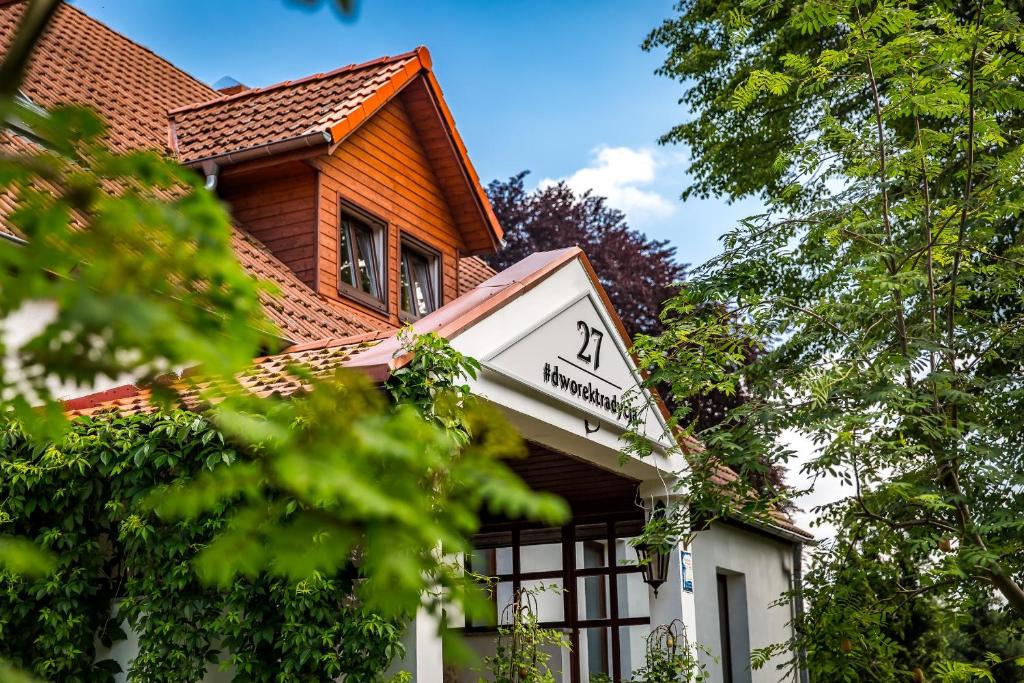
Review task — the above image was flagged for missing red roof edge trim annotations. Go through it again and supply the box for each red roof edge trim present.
[420,69,504,247]
[167,48,423,117]
[63,384,141,411]
[325,49,427,146]
[344,248,583,378]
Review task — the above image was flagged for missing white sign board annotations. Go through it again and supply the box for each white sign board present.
[484,294,668,445]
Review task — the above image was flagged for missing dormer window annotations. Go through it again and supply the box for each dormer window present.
[338,202,386,310]
[400,238,440,319]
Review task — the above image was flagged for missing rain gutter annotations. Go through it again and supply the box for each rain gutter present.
[186,130,333,179]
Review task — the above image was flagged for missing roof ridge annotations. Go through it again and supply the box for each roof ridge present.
[168,47,424,117]
[61,2,217,100]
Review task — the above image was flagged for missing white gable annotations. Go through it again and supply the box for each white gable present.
[486,293,657,436]
[449,256,678,478]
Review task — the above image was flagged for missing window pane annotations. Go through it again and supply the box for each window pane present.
[495,547,514,575]
[400,245,437,317]
[617,537,643,569]
[470,548,496,577]
[354,225,379,298]
[520,527,562,573]
[618,625,650,680]
[521,578,564,623]
[577,532,606,569]
[468,585,498,628]
[519,542,562,573]
[338,221,355,287]
[399,254,414,315]
[617,571,650,619]
[495,581,516,625]
[577,575,609,621]
[580,627,611,681]
[412,255,434,314]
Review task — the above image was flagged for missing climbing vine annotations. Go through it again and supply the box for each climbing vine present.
[385,326,482,442]
[0,332,566,681]
[0,411,404,682]
[480,585,569,683]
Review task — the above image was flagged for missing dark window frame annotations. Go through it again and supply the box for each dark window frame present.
[464,513,650,683]
[337,199,388,313]
[718,573,734,683]
[398,233,442,320]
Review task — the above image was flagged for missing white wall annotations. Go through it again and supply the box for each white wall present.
[92,605,235,683]
[3,299,133,402]
[691,523,798,683]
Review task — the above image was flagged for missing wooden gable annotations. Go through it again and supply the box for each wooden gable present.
[313,94,464,327]
[220,161,318,289]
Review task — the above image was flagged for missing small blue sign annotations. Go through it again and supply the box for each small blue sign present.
[681,550,694,593]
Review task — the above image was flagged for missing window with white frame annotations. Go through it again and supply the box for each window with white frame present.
[399,238,440,318]
[338,203,386,309]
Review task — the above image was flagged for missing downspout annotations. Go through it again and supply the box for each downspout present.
[202,161,219,191]
[0,230,27,246]
[793,542,809,683]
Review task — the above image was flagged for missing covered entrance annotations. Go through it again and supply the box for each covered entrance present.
[370,249,697,681]
[456,443,652,682]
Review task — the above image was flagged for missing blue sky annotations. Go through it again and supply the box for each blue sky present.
[73,0,762,267]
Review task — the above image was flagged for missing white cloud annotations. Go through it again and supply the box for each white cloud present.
[539,145,678,226]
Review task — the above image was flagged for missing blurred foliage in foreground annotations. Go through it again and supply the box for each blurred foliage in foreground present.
[0,1,567,680]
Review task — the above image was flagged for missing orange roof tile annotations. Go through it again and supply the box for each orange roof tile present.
[0,2,216,154]
[66,338,377,418]
[233,230,389,343]
[458,256,497,295]
[169,51,419,164]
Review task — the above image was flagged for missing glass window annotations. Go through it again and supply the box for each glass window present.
[338,209,384,306]
[521,578,565,623]
[618,625,649,680]
[582,627,611,680]
[400,241,439,318]
[463,517,650,682]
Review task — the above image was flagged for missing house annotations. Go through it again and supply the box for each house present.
[0,3,812,682]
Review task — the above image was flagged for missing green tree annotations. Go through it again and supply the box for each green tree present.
[485,172,687,340]
[636,0,1024,678]
[945,596,1024,683]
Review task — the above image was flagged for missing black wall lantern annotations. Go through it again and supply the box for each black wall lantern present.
[636,541,671,596]
[637,500,674,596]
